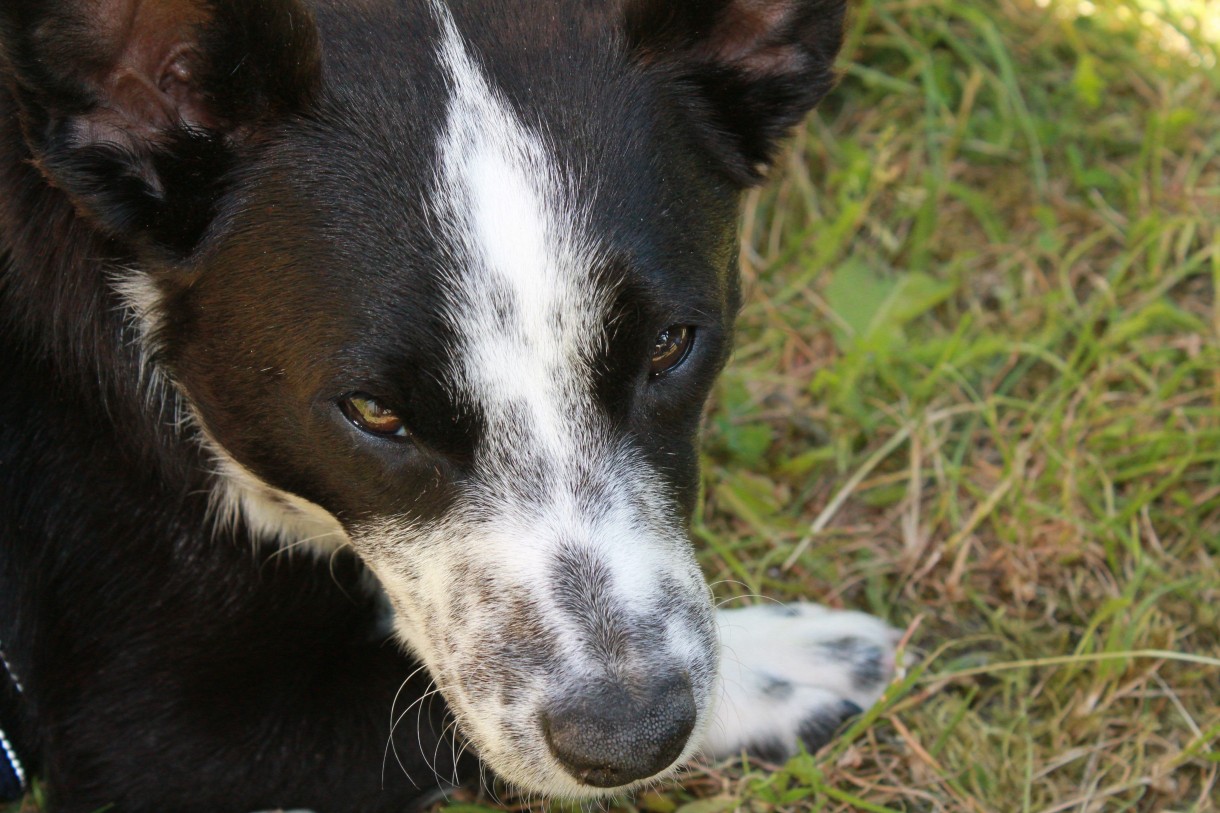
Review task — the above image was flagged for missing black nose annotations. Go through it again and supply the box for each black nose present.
[542,673,696,787]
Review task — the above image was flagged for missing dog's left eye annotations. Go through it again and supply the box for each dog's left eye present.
[339,394,409,439]
[651,326,695,376]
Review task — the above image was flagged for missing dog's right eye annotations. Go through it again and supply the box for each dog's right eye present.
[339,394,410,440]
[650,326,695,377]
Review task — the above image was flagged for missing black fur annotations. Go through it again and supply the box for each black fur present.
[625,0,847,183]
[0,1,846,810]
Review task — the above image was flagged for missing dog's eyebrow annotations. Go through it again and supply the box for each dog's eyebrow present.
[612,285,727,330]
[652,303,721,325]
[592,259,715,316]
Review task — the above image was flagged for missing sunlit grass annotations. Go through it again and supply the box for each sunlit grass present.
[683,0,1220,809]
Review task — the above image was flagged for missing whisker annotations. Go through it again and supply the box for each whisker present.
[429,715,461,790]
[415,683,453,789]
[381,663,440,788]
[259,530,346,572]
[714,592,786,609]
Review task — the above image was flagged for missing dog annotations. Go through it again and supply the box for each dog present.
[0,1,900,810]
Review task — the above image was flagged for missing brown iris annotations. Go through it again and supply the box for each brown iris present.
[340,394,409,439]
[650,326,694,376]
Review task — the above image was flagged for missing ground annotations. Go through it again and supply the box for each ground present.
[8,0,1219,811]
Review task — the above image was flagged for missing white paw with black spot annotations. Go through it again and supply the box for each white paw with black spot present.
[702,602,900,762]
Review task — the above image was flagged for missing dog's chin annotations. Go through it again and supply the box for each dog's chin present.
[493,758,684,801]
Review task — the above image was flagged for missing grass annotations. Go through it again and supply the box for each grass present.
[697,0,1219,808]
[9,0,1218,811]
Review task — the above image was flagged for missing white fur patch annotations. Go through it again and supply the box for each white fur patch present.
[703,603,900,760]
[205,444,348,551]
[112,269,181,421]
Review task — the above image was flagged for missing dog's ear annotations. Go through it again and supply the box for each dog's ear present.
[0,0,321,253]
[624,0,847,185]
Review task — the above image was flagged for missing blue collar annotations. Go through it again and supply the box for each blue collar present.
[0,644,26,802]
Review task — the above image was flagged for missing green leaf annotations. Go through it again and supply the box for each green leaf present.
[1104,300,1205,347]
[777,446,836,476]
[716,469,783,519]
[888,272,958,325]
[825,258,898,345]
[825,261,957,357]
[718,420,775,467]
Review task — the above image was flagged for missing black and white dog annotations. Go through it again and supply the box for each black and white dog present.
[0,1,899,810]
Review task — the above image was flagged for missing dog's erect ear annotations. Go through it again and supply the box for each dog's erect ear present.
[0,0,321,253]
[625,0,847,186]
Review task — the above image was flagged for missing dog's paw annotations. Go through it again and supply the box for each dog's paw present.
[701,602,901,762]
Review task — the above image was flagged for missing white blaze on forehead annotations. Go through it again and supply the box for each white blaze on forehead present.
[421,1,704,624]
[430,1,604,457]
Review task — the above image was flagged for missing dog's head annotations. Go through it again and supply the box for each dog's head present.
[1,0,844,796]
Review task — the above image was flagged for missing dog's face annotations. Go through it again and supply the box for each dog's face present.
[1,0,843,796]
